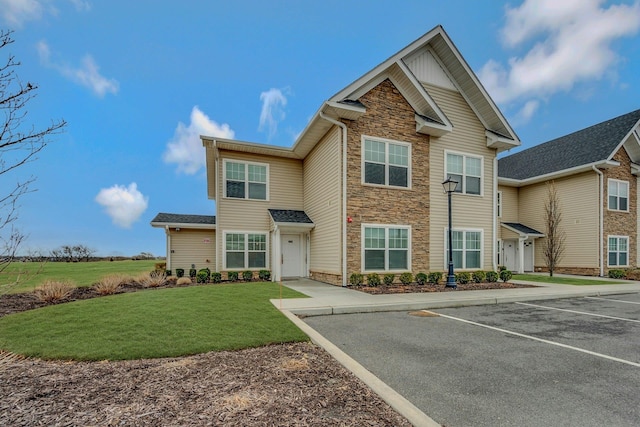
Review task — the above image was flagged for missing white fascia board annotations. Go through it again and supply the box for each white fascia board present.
[607,118,640,163]
[500,223,544,238]
[151,222,216,230]
[497,160,620,187]
[273,222,315,231]
[201,136,300,159]
[486,130,519,152]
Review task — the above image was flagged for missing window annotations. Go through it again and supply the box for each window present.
[497,191,502,217]
[363,137,410,188]
[363,225,410,271]
[224,160,268,200]
[446,152,482,195]
[446,229,482,269]
[608,179,628,211]
[608,236,628,267]
[225,233,267,269]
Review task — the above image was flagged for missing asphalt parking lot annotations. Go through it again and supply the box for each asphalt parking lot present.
[303,293,640,427]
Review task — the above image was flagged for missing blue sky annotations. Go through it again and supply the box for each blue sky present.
[1,0,639,257]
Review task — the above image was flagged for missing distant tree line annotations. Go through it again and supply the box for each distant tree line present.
[49,245,97,262]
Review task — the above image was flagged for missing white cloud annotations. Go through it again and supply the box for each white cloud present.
[163,106,235,175]
[95,183,148,229]
[480,0,640,120]
[37,40,119,97]
[258,88,288,140]
[0,0,89,27]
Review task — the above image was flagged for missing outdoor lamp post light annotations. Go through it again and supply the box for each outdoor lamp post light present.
[442,176,459,289]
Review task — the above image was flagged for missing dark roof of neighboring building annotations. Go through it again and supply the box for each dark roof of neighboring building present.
[151,213,216,225]
[268,209,313,224]
[502,222,544,236]
[499,109,640,180]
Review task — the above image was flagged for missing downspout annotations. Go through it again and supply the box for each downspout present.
[273,224,279,282]
[493,156,498,271]
[592,165,604,276]
[165,225,171,270]
[319,110,348,287]
[214,139,220,273]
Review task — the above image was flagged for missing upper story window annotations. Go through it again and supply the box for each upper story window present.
[497,191,502,217]
[224,160,268,200]
[363,137,410,188]
[608,179,628,211]
[446,152,482,195]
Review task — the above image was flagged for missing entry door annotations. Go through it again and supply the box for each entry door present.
[503,240,518,271]
[524,240,534,272]
[281,234,302,277]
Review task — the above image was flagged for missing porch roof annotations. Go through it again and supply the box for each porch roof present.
[268,209,314,225]
[501,222,544,237]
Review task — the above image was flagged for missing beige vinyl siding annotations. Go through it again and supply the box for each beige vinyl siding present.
[169,229,216,272]
[205,146,216,200]
[303,127,342,274]
[498,185,519,240]
[518,172,599,268]
[216,151,303,271]
[426,83,496,270]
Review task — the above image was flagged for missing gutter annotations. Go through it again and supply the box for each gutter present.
[592,165,604,277]
[319,110,348,287]
[493,156,498,271]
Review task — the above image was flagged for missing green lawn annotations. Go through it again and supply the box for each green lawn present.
[0,282,308,361]
[512,274,620,285]
[1,260,157,293]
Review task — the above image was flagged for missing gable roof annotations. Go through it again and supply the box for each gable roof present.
[501,222,544,237]
[499,109,640,182]
[150,213,216,229]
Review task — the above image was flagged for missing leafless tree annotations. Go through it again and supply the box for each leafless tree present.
[74,244,96,262]
[543,181,566,276]
[0,29,66,275]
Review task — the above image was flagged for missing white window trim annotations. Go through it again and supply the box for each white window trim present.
[361,135,412,189]
[607,179,629,212]
[607,235,629,267]
[361,223,412,272]
[223,231,269,270]
[497,190,502,217]
[222,159,270,201]
[444,227,484,270]
[444,150,484,197]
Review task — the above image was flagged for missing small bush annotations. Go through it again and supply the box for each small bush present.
[197,268,211,284]
[485,271,499,283]
[498,265,507,272]
[211,272,222,283]
[428,272,442,285]
[608,269,626,279]
[242,270,253,281]
[456,271,471,285]
[227,271,239,282]
[349,273,364,286]
[177,277,193,286]
[399,272,413,285]
[189,268,197,278]
[472,270,486,283]
[383,273,395,286]
[155,262,167,271]
[499,269,513,282]
[165,276,178,285]
[34,280,74,302]
[623,269,640,280]
[141,270,167,288]
[258,270,271,281]
[93,274,125,295]
[367,273,381,287]
[415,272,428,285]
[165,270,172,276]
[176,268,185,278]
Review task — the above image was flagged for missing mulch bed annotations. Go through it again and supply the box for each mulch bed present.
[351,281,535,295]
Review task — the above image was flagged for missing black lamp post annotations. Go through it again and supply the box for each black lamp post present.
[442,176,458,289]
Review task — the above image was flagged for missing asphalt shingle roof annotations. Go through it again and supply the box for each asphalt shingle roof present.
[499,109,640,180]
[268,209,313,224]
[502,222,544,236]
[151,213,216,225]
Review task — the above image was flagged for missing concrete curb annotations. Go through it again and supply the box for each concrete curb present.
[281,309,441,427]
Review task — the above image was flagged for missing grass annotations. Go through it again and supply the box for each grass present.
[1,260,157,294]
[0,283,308,361]
[512,274,620,285]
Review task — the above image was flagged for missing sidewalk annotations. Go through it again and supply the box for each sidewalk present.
[272,277,640,316]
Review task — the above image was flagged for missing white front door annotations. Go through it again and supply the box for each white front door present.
[281,234,302,277]
[503,239,518,272]
[524,240,534,272]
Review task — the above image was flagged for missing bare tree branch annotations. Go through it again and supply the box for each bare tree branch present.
[543,181,566,276]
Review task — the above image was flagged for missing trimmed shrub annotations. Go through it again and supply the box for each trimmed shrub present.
[499,269,513,282]
[472,270,486,283]
[34,280,74,302]
[211,272,222,283]
[498,265,507,272]
[456,271,471,285]
[177,277,192,286]
[197,268,211,284]
[165,270,172,277]
[427,272,442,285]
[367,273,381,287]
[608,269,626,279]
[94,274,125,295]
[624,269,640,280]
[227,271,239,282]
[258,270,271,281]
[176,268,185,278]
[399,272,413,285]
[242,270,253,281]
[485,271,499,283]
[349,273,364,286]
[383,273,395,286]
[189,268,197,278]
[155,262,166,271]
[415,272,428,285]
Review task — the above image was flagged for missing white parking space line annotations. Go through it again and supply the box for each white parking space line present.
[585,296,640,305]
[425,310,640,368]
[515,302,640,324]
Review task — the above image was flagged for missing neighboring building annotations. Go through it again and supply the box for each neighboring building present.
[152,25,520,285]
[498,109,640,275]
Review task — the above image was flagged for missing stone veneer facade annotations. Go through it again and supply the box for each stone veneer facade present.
[343,79,431,277]
[603,148,637,273]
